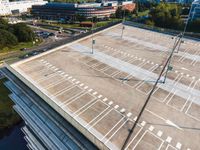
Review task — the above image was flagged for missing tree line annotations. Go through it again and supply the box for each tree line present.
[0,18,35,49]
[143,3,200,32]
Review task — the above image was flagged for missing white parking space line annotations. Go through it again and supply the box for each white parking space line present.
[85,106,110,128]
[75,81,80,84]
[84,86,88,89]
[88,108,113,130]
[166,90,190,112]
[166,136,172,143]
[93,91,98,95]
[120,108,126,113]
[61,92,91,108]
[165,144,177,150]
[53,85,76,97]
[101,116,125,141]
[141,121,146,126]
[108,101,113,105]
[103,97,108,102]
[157,131,163,137]
[132,130,164,150]
[73,99,98,117]
[176,142,182,149]
[114,105,119,109]
[127,112,132,117]
[98,95,102,98]
[148,125,154,131]
[180,95,191,112]
[105,119,128,144]
[185,98,200,122]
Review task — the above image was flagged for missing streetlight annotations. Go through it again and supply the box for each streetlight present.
[91,16,95,54]
[121,7,126,38]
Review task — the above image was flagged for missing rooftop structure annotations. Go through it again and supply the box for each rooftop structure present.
[0,0,47,16]
[3,23,200,150]
[31,1,135,20]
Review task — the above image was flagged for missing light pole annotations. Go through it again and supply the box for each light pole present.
[121,7,126,38]
[91,17,95,54]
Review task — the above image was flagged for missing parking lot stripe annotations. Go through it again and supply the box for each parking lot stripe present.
[148,125,154,131]
[166,136,172,143]
[103,98,108,102]
[108,101,113,105]
[73,99,98,117]
[75,81,80,84]
[93,91,98,95]
[127,112,132,117]
[134,116,137,121]
[85,106,110,128]
[114,105,119,109]
[157,131,163,137]
[120,108,126,113]
[124,124,143,149]
[84,86,88,89]
[98,95,102,98]
[176,142,182,149]
[88,108,113,130]
[88,89,93,92]
[141,121,146,126]
[101,116,125,141]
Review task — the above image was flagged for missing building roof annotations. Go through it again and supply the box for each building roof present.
[7,24,200,150]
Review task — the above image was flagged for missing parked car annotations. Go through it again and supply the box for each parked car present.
[20,48,27,51]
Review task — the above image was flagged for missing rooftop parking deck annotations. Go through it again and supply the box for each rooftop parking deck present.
[7,24,200,150]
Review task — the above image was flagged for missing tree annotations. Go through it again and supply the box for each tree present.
[0,29,18,49]
[11,23,35,42]
[75,14,86,22]
[0,18,8,30]
[115,7,132,19]
[148,3,184,30]
[181,7,190,15]
[187,19,200,32]
[145,19,155,26]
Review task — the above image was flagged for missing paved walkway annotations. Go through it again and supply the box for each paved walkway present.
[69,43,200,105]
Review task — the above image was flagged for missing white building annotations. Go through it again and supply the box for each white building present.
[0,0,47,16]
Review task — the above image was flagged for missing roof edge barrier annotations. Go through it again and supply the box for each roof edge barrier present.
[4,21,122,150]
[4,21,122,67]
